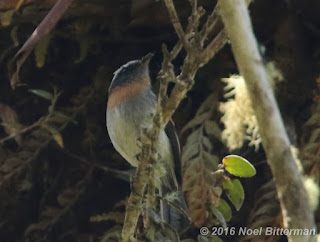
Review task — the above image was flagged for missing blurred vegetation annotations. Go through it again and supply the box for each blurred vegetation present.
[0,0,319,241]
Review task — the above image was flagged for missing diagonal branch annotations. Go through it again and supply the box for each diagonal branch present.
[8,0,74,89]
[199,6,220,45]
[217,0,316,242]
[120,1,254,241]
[201,29,228,66]
[164,0,190,51]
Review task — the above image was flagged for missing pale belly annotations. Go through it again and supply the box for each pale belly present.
[107,106,173,168]
[107,112,141,166]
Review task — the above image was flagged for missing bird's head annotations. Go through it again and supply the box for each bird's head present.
[108,53,154,95]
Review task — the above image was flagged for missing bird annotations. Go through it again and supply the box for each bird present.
[106,53,189,232]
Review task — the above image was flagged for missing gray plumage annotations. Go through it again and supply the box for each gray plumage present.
[106,55,189,233]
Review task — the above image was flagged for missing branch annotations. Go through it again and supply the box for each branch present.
[120,1,255,240]
[9,0,74,89]
[121,114,161,241]
[201,29,228,66]
[218,1,316,242]
[199,6,219,45]
[164,0,190,50]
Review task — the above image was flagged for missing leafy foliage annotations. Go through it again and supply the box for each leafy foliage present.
[0,103,22,145]
[90,207,125,242]
[181,93,256,230]
[221,178,244,211]
[222,155,256,177]
[213,199,232,223]
[181,94,222,227]
[28,89,53,100]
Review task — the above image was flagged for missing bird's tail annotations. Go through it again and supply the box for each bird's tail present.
[160,185,190,233]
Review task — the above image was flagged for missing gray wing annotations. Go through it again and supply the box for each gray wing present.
[163,120,190,232]
[165,119,182,186]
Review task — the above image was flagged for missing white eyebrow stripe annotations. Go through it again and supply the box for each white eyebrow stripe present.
[113,60,140,76]
[123,60,139,68]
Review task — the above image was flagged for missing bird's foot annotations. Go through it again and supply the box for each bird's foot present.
[135,152,142,162]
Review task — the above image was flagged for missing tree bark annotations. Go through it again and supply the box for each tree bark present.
[218,0,316,241]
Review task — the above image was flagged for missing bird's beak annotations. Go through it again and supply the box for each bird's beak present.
[141,52,154,66]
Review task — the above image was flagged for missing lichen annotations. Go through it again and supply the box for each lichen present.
[220,75,261,151]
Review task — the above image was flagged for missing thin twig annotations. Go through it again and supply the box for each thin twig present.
[201,29,228,66]
[62,150,131,177]
[164,0,190,51]
[0,118,43,144]
[0,88,60,144]
[199,7,220,45]
[0,139,49,188]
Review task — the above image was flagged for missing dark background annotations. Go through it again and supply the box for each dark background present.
[0,0,319,241]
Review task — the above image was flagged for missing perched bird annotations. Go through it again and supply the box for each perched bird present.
[106,53,189,232]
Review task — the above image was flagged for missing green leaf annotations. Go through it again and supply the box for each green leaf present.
[34,34,52,68]
[29,89,53,100]
[41,124,64,148]
[211,206,227,228]
[222,178,244,211]
[222,155,256,177]
[215,199,232,222]
[53,111,78,125]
